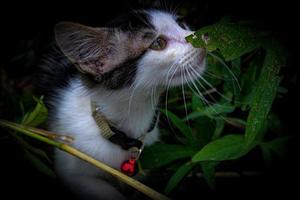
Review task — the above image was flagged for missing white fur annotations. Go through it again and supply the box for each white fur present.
[51,10,206,200]
[52,78,160,200]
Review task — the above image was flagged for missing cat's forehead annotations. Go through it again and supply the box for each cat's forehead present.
[147,10,188,40]
[148,10,178,32]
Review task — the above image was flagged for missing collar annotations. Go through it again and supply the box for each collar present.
[91,101,158,151]
[91,101,158,176]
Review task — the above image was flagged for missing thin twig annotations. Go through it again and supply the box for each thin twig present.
[6,122,74,143]
[26,126,74,143]
[0,119,170,200]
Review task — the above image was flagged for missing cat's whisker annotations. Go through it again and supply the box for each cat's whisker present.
[185,67,228,121]
[150,86,154,109]
[207,52,241,91]
[203,70,234,80]
[188,64,233,103]
[185,81,207,106]
[196,73,234,104]
[150,85,157,110]
[165,61,181,98]
[202,88,218,95]
[181,67,191,128]
[153,84,159,109]
[187,69,234,125]
[168,0,180,16]
[182,67,201,131]
[164,63,181,129]
[160,0,169,12]
[165,63,180,106]
[186,66,231,118]
[165,60,180,85]
[186,64,213,97]
[185,66,212,107]
[128,81,141,117]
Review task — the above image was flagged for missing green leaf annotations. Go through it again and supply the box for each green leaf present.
[236,53,263,108]
[277,86,288,94]
[260,144,272,167]
[203,102,235,116]
[186,23,261,61]
[245,41,284,146]
[192,135,251,162]
[164,162,194,194]
[267,113,282,134]
[224,58,241,98]
[223,117,246,129]
[24,150,56,178]
[140,143,196,169]
[260,136,291,167]
[183,111,205,121]
[21,137,52,162]
[194,117,216,148]
[200,161,219,188]
[11,132,52,163]
[212,119,225,140]
[21,96,48,127]
[191,94,205,111]
[204,56,224,86]
[183,102,235,121]
[160,110,194,145]
[260,136,291,158]
[26,145,52,163]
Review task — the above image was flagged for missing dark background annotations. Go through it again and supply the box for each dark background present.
[0,0,298,199]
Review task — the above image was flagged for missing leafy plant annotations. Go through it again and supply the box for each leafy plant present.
[140,21,289,194]
[0,20,290,199]
[2,95,55,178]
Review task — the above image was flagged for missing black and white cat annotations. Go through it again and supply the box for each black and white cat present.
[39,9,206,200]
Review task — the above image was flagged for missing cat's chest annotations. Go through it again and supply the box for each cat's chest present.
[100,102,155,139]
[60,80,156,139]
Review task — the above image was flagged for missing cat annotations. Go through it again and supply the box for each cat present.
[38,9,206,200]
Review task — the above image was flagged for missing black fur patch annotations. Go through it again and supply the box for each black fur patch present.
[106,10,154,31]
[100,50,147,89]
[35,45,78,95]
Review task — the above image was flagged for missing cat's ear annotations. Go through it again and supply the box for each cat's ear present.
[55,22,117,76]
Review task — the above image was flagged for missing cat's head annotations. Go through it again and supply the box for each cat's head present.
[55,9,206,90]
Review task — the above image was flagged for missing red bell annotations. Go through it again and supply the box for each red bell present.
[120,159,138,177]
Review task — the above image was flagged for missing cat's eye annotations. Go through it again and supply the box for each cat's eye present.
[149,36,167,51]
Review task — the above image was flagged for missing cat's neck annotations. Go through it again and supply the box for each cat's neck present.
[89,82,163,138]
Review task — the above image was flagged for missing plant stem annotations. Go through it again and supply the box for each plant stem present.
[0,120,62,148]
[0,119,170,200]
